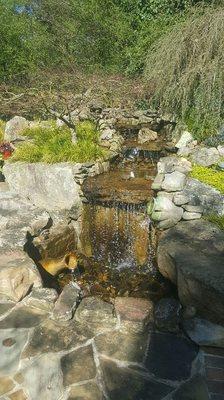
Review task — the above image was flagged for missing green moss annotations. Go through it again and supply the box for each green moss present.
[11,121,107,164]
[205,215,224,230]
[191,165,224,194]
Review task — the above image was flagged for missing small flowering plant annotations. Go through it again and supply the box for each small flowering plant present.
[0,142,14,160]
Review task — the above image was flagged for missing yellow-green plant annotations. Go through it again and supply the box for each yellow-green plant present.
[11,120,107,164]
[205,215,224,230]
[191,165,224,194]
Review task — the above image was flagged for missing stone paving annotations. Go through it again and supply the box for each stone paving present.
[0,292,213,400]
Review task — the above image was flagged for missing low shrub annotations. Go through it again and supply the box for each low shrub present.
[11,121,107,163]
[191,165,224,193]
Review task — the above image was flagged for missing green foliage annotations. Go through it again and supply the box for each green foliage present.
[1,0,218,82]
[11,121,106,163]
[144,6,224,139]
[205,214,224,230]
[0,121,5,142]
[191,165,224,193]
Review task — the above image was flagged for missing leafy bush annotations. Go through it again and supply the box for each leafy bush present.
[191,165,224,193]
[11,121,107,163]
[144,6,224,140]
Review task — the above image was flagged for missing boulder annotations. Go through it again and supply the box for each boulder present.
[173,192,189,206]
[161,171,186,192]
[0,251,42,302]
[150,196,183,228]
[157,220,224,325]
[217,145,224,157]
[33,222,78,260]
[183,178,224,215]
[151,173,165,190]
[3,162,82,211]
[183,318,224,348]
[52,282,81,322]
[158,156,192,175]
[138,128,158,143]
[182,211,201,220]
[154,298,182,333]
[175,131,194,149]
[191,147,220,167]
[4,116,29,142]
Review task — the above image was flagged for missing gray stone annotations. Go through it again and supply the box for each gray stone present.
[157,220,224,325]
[0,305,47,329]
[0,328,29,376]
[61,344,96,386]
[175,131,194,149]
[52,282,81,321]
[177,146,191,157]
[183,318,224,348]
[75,297,117,333]
[151,173,165,190]
[161,171,186,192]
[182,211,202,220]
[22,318,94,358]
[114,297,153,333]
[182,204,204,213]
[24,288,58,311]
[150,196,183,227]
[100,357,173,400]
[138,128,158,143]
[145,332,198,381]
[0,251,42,302]
[0,303,15,317]
[191,147,220,167]
[95,330,148,363]
[172,375,210,400]
[157,191,174,201]
[217,145,224,157]
[173,192,189,206]
[33,222,78,260]
[183,178,224,215]
[158,156,192,175]
[20,353,64,400]
[4,116,29,142]
[217,162,224,171]
[68,383,103,400]
[154,298,182,333]
[3,162,83,211]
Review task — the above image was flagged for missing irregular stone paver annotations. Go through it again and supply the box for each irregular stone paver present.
[95,330,148,363]
[145,332,198,381]
[100,357,173,400]
[19,353,64,400]
[202,347,224,400]
[114,297,154,333]
[23,288,58,312]
[68,382,104,400]
[75,297,117,333]
[0,328,29,375]
[61,344,96,386]
[22,318,94,358]
[8,390,28,400]
[0,306,47,329]
[0,376,15,395]
[171,375,210,399]
[0,303,15,317]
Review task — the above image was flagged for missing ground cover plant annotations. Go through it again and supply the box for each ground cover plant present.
[11,121,107,163]
[191,165,224,194]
